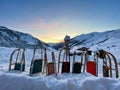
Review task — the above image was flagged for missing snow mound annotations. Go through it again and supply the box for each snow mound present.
[0,71,120,90]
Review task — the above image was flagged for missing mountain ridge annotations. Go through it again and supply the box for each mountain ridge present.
[52,29,120,50]
[0,26,48,48]
[1,26,120,50]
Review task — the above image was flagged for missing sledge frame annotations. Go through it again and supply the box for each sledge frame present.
[29,45,44,76]
[72,51,84,74]
[9,48,25,72]
[85,49,119,78]
[58,47,71,73]
[97,50,119,78]
[86,51,98,76]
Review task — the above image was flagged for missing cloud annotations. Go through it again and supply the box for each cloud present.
[18,18,83,42]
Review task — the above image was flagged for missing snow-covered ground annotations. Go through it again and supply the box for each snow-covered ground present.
[0,47,120,90]
[1,71,120,90]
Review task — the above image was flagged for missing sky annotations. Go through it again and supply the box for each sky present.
[0,0,120,43]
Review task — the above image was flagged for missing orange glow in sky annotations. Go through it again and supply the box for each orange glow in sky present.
[35,33,68,43]
[40,37,62,43]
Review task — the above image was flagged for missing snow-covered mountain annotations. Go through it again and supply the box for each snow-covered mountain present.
[0,26,48,48]
[70,29,120,50]
[53,29,120,50]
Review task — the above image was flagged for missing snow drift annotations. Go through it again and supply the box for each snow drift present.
[0,71,120,90]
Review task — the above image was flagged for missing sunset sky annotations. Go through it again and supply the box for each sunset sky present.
[0,0,120,43]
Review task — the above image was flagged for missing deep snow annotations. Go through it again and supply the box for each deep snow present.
[0,71,120,90]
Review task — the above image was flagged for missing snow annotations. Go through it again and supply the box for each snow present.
[19,34,38,45]
[0,71,120,90]
[0,45,120,90]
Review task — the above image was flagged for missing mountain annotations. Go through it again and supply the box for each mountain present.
[70,29,120,50]
[0,26,48,48]
[53,29,120,50]
[50,42,64,50]
[1,26,120,50]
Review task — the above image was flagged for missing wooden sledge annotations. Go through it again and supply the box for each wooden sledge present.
[97,50,119,78]
[77,48,98,76]
[9,48,25,72]
[58,47,71,73]
[72,52,83,74]
[46,51,56,75]
[30,45,44,76]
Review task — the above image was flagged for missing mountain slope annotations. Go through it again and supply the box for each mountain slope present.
[0,26,48,48]
[53,29,120,50]
[70,29,120,49]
